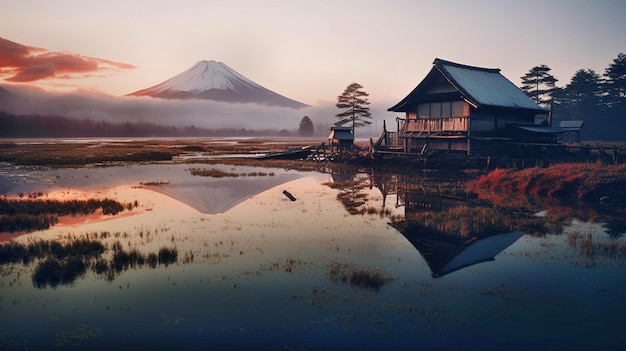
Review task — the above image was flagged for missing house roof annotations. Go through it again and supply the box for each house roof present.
[389,58,547,113]
[558,120,584,131]
[514,125,565,134]
[328,126,354,140]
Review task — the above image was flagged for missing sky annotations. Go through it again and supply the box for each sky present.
[1,0,625,112]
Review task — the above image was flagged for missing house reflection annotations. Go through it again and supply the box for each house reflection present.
[341,169,529,278]
[400,223,522,278]
[326,167,625,272]
[392,188,524,277]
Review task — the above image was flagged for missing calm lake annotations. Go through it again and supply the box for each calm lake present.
[1,161,625,350]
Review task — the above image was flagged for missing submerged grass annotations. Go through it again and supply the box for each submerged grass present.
[0,237,180,288]
[188,167,275,178]
[327,261,393,291]
[566,232,626,260]
[0,198,135,233]
[189,168,240,178]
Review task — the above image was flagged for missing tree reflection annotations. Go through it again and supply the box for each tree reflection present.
[323,168,392,217]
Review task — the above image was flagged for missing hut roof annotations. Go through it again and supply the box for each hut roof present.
[328,126,354,141]
[389,58,547,113]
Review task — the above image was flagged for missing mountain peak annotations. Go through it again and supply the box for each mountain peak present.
[128,61,307,109]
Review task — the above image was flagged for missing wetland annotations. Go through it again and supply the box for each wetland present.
[1,138,625,350]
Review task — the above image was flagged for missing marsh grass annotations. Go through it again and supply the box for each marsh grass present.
[140,181,169,186]
[472,163,626,202]
[567,232,626,260]
[55,324,102,347]
[188,167,275,177]
[0,141,175,166]
[0,237,180,288]
[0,198,135,233]
[327,261,392,291]
[189,168,240,178]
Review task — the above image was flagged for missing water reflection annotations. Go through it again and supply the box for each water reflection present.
[323,167,626,276]
[1,163,625,350]
[403,229,523,278]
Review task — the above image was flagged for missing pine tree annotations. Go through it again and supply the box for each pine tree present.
[564,69,602,109]
[298,116,314,136]
[335,83,372,138]
[521,65,558,107]
[604,52,626,110]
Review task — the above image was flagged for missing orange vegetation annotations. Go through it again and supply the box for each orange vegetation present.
[471,162,626,202]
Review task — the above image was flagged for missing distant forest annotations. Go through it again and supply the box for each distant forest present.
[521,52,626,142]
[0,112,295,138]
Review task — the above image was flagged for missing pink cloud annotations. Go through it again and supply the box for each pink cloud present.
[0,37,136,83]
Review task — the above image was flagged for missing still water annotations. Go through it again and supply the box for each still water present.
[1,163,625,350]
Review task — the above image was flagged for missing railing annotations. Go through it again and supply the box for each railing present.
[385,131,398,147]
[399,116,469,133]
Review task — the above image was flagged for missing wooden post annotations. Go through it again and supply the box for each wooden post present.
[282,190,296,201]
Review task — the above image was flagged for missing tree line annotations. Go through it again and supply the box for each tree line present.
[520,52,626,141]
[0,111,304,138]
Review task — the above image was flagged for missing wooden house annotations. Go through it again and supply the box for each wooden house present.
[328,126,354,148]
[376,58,552,156]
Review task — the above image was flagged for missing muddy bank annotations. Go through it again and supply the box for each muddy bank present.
[0,137,325,167]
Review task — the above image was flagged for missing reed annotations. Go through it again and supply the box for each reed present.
[1,237,182,288]
[327,261,392,291]
[0,198,135,233]
[189,168,240,178]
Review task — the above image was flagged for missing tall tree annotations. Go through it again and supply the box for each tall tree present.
[335,83,372,137]
[604,52,626,110]
[563,69,602,110]
[521,65,558,107]
[298,116,314,136]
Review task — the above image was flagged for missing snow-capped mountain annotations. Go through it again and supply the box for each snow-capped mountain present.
[128,60,308,109]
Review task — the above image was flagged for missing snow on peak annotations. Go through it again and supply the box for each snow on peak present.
[127,60,309,109]
[150,60,262,94]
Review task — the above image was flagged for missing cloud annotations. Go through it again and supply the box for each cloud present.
[0,37,136,83]
[1,84,327,130]
[0,84,392,137]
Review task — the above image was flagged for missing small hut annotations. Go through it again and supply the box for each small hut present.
[328,126,354,148]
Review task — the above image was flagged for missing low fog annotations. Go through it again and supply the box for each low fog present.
[1,85,394,137]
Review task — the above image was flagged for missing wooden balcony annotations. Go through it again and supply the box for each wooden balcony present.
[399,116,469,133]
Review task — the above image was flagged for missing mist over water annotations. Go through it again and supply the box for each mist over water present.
[1,85,392,134]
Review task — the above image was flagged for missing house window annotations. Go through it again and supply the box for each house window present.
[451,101,465,117]
[430,103,441,118]
[417,101,467,118]
[417,104,429,119]
[441,102,452,118]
